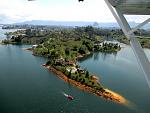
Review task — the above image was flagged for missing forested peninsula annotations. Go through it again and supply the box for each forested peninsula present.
[2,25,150,105]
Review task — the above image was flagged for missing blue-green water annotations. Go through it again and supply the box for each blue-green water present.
[0,28,150,113]
[0,28,18,40]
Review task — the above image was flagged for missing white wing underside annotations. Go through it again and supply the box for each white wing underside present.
[108,0,150,15]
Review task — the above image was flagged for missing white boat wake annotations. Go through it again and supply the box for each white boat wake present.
[62,92,68,97]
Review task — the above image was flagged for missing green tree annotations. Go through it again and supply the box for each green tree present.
[65,47,70,55]
[25,29,32,37]
[85,71,90,78]
[46,60,51,65]
[78,45,86,54]
[85,26,94,39]
[81,78,85,84]
[68,69,72,78]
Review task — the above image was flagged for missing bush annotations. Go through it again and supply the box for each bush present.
[46,60,51,65]
[85,71,89,78]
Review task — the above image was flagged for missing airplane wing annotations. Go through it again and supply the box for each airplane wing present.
[28,0,36,1]
[108,0,150,15]
[105,0,150,88]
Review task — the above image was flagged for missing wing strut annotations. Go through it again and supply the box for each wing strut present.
[104,0,150,88]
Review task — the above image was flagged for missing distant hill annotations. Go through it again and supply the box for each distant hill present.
[14,20,150,29]
[15,20,94,27]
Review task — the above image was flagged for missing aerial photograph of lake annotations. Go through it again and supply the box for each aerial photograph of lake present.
[0,0,150,113]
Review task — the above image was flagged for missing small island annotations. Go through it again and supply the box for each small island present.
[31,37,126,104]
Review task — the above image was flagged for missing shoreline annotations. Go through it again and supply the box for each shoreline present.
[22,47,33,51]
[1,39,150,49]
[23,47,128,105]
[43,64,128,105]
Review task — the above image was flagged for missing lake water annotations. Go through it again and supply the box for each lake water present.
[0,28,150,113]
[0,28,18,40]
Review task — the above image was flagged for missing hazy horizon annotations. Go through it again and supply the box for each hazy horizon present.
[0,0,149,24]
[0,19,148,25]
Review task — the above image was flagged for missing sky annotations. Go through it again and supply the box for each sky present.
[0,0,149,24]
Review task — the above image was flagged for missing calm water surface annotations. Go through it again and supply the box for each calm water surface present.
[0,28,150,113]
[0,27,18,40]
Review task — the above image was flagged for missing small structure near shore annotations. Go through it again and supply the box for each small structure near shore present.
[32,45,38,49]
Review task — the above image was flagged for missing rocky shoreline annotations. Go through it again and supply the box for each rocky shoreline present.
[43,64,127,105]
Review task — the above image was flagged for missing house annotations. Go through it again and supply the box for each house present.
[77,68,86,74]
[32,45,38,49]
[55,58,65,66]
[65,60,75,66]
[66,67,77,73]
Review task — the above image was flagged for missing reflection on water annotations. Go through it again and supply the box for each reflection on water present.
[94,52,99,60]
[79,51,118,62]
[78,46,150,113]
[78,53,94,63]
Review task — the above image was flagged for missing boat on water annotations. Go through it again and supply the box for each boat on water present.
[63,92,74,100]
[67,95,74,100]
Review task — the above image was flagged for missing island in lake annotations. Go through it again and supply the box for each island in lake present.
[34,37,125,104]
[2,26,132,104]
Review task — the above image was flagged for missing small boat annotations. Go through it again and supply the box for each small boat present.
[67,95,74,100]
[63,92,74,100]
